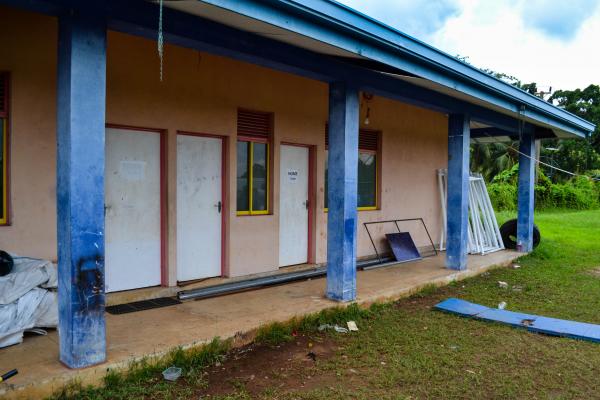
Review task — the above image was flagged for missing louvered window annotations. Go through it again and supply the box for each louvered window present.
[325,127,379,152]
[0,73,9,224]
[237,109,272,215]
[324,126,380,210]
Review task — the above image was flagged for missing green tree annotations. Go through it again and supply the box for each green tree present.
[475,66,600,182]
[471,141,519,182]
[544,85,600,179]
[470,68,543,181]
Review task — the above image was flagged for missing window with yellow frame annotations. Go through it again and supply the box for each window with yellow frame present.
[0,73,8,225]
[324,129,380,211]
[236,109,272,215]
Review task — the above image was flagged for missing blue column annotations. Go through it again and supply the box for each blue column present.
[57,11,107,369]
[326,82,359,302]
[517,130,536,252]
[446,114,470,270]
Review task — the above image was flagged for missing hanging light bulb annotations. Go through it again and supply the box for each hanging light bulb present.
[364,107,371,125]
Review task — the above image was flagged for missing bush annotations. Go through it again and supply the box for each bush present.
[488,183,517,210]
[487,166,600,211]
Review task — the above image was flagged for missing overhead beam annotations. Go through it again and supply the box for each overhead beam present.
[198,0,593,137]
[0,0,533,134]
[0,0,590,136]
[101,0,527,133]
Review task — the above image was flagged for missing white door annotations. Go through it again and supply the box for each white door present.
[105,128,162,292]
[177,135,222,281]
[279,145,309,266]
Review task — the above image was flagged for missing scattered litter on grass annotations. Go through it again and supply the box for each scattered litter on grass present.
[466,369,476,374]
[318,324,349,333]
[347,321,359,332]
[512,285,524,292]
[162,366,182,381]
[498,281,508,288]
[513,264,521,269]
[449,345,459,350]
[498,301,507,310]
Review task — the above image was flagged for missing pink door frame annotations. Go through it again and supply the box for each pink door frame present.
[280,141,316,264]
[105,123,169,286]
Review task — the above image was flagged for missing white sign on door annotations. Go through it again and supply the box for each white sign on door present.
[287,169,299,183]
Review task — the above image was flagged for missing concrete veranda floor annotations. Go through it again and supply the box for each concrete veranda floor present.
[0,251,519,399]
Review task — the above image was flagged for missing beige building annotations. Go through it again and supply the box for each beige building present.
[1,6,447,289]
[0,0,593,369]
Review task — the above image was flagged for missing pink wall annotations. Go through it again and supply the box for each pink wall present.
[0,7,448,285]
[0,8,58,260]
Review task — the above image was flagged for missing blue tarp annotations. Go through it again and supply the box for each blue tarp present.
[435,298,600,343]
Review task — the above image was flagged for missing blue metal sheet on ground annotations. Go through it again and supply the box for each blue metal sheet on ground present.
[433,298,489,316]
[530,317,600,343]
[386,232,421,263]
[434,298,600,343]
[477,308,538,327]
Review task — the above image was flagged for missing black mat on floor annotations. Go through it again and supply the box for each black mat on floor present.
[106,297,182,315]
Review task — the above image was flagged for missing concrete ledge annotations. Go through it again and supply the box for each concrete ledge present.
[0,251,520,399]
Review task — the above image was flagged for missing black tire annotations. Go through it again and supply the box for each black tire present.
[499,218,540,250]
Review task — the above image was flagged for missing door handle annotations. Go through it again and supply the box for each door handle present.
[304,200,309,210]
[215,201,222,213]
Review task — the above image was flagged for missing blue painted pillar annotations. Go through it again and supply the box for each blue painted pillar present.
[446,114,470,270]
[326,82,359,302]
[57,10,107,368]
[517,130,536,252]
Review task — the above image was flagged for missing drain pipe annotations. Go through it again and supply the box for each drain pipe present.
[177,257,396,301]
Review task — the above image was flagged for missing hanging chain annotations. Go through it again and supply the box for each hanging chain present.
[158,0,164,82]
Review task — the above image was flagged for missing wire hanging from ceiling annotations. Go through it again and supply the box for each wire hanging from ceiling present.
[157,0,164,82]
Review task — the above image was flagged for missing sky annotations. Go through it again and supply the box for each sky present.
[336,0,600,91]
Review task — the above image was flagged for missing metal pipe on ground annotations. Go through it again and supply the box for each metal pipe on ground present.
[177,257,395,301]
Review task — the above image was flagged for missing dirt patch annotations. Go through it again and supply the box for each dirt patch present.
[199,333,341,397]
[585,267,600,278]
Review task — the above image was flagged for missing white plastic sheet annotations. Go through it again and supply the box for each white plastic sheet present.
[0,255,58,348]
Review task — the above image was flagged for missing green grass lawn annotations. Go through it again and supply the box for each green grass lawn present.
[52,210,600,400]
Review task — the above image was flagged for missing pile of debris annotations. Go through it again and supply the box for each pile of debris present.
[0,251,58,348]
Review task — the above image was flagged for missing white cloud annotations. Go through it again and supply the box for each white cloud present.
[521,0,600,40]
[336,0,460,39]
[432,0,600,90]
[336,0,600,90]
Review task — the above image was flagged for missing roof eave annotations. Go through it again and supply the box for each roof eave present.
[197,0,595,136]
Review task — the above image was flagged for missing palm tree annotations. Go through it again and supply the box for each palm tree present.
[471,142,519,182]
